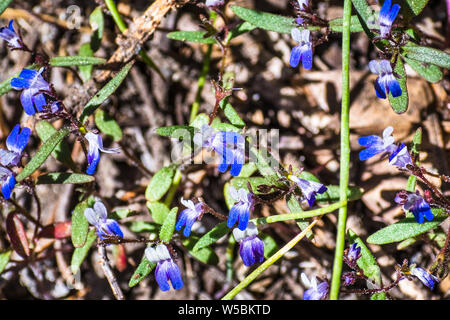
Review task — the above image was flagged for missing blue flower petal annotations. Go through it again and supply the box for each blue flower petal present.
[6,125,20,151]
[289,45,302,68]
[10,77,31,89]
[18,68,38,80]
[301,48,313,70]
[155,262,171,291]
[387,4,400,24]
[387,78,402,97]
[358,135,381,146]
[379,0,392,18]
[167,261,183,290]
[1,174,15,199]
[175,210,188,232]
[227,205,240,229]
[104,219,123,238]
[20,90,37,115]
[239,239,255,266]
[374,76,387,99]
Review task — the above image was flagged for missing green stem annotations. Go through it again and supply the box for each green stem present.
[226,235,236,283]
[252,201,346,226]
[330,0,352,300]
[104,0,165,80]
[221,218,321,300]
[164,169,182,207]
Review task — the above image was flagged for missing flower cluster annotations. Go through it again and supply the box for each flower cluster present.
[395,191,434,224]
[289,28,313,70]
[232,222,264,267]
[145,244,183,291]
[301,272,329,300]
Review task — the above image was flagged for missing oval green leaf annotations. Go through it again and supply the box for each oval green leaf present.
[128,254,156,287]
[49,56,106,67]
[36,173,94,185]
[145,165,176,202]
[192,221,230,252]
[94,109,123,141]
[159,207,178,242]
[71,228,97,274]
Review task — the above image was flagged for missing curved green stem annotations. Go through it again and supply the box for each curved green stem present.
[221,218,321,300]
[330,0,352,300]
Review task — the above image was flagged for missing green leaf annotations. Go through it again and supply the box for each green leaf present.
[145,165,176,202]
[159,207,178,242]
[146,201,170,224]
[89,6,104,52]
[192,221,230,251]
[71,228,97,274]
[16,128,70,182]
[261,233,278,258]
[167,31,216,44]
[94,109,123,141]
[403,56,443,83]
[155,125,194,139]
[367,209,448,245]
[80,61,133,123]
[126,221,160,233]
[0,250,11,275]
[219,100,245,128]
[49,56,106,67]
[230,5,297,34]
[402,44,450,69]
[402,0,429,20]
[183,236,219,265]
[35,121,76,170]
[78,43,94,83]
[36,173,94,185]
[128,255,156,287]
[0,0,12,15]
[71,198,94,248]
[388,58,408,114]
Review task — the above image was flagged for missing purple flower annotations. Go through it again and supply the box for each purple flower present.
[0,20,24,50]
[369,60,401,99]
[0,166,16,199]
[85,132,120,175]
[358,126,397,161]
[194,125,245,177]
[84,201,123,240]
[145,244,183,291]
[411,267,438,290]
[395,191,434,224]
[289,28,313,70]
[233,222,264,267]
[342,272,356,286]
[347,243,361,264]
[175,198,204,237]
[378,0,400,38]
[288,175,327,207]
[389,143,412,169]
[205,0,224,7]
[297,0,309,10]
[301,272,329,300]
[11,68,51,115]
[227,186,255,230]
[0,124,31,167]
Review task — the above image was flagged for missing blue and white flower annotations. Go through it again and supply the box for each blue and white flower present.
[194,124,245,177]
[378,0,400,38]
[347,243,361,265]
[233,222,264,267]
[368,60,401,99]
[145,244,183,291]
[84,200,123,240]
[0,20,24,50]
[389,143,412,169]
[395,191,434,224]
[358,126,397,161]
[227,186,255,230]
[175,198,204,237]
[0,166,16,199]
[288,175,327,207]
[301,272,329,300]
[410,266,439,290]
[205,0,224,7]
[0,124,31,167]
[11,68,51,115]
[296,0,309,10]
[289,28,313,70]
[85,132,120,175]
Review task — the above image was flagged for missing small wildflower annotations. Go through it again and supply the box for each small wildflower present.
[175,198,204,237]
[232,222,265,267]
[0,20,24,50]
[301,272,329,300]
[342,272,356,286]
[410,267,439,290]
[145,244,183,291]
[85,132,120,175]
[388,143,412,169]
[194,125,245,177]
[227,186,255,230]
[205,0,224,7]
[368,60,401,99]
[395,191,434,224]
[0,166,15,199]
[0,124,31,167]
[11,68,51,115]
[346,243,361,266]
[288,175,327,207]
[378,0,400,38]
[297,0,309,10]
[84,201,123,240]
[358,126,397,161]
[289,28,313,70]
